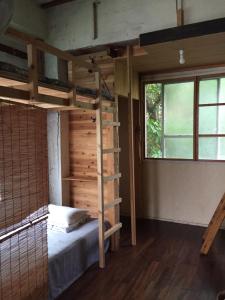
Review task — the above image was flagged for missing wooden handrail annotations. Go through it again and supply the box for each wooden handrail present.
[5,27,98,72]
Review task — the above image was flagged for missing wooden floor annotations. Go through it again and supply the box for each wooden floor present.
[59,218,225,300]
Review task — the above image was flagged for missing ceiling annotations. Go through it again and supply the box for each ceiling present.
[132,32,225,74]
[36,0,54,4]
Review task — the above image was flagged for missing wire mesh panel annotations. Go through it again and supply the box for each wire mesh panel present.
[0,101,48,300]
[0,102,48,236]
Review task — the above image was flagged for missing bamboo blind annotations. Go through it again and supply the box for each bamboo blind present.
[0,102,48,236]
[0,101,48,300]
[0,220,48,300]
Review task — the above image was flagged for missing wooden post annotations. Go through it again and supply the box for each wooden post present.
[58,58,69,82]
[176,0,184,26]
[201,193,225,255]
[93,1,98,40]
[111,93,120,251]
[127,45,136,246]
[95,71,105,268]
[27,44,38,101]
[68,60,76,106]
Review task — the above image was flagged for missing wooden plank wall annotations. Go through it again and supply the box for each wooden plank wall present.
[69,109,98,216]
[70,54,115,97]
[71,52,140,100]
[69,108,116,224]
[67,51,140,225]
[115,60,140,100]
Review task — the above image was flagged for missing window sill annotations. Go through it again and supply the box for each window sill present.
[143,157,225,163]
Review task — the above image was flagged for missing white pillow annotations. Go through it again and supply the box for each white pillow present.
[48,204,88,228]
[48,215,88,233]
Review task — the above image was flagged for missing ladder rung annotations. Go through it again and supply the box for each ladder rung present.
[102,121,120,127]
[104,223,122,240]
[102,106,115,113]
[104,198,122,210]
[103,148,121,154]
[103,173,121,182]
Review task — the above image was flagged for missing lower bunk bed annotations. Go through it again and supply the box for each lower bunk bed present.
[47,207,110,300]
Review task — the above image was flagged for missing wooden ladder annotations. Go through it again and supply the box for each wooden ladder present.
[200,193,225,255]
[95,71,122,268]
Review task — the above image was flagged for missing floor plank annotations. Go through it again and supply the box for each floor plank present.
[58,218,225,300]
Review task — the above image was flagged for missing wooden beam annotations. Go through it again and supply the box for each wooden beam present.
[38,93,69,106]
[127,45,136,246]
[0,86,97,110]
[93,1,98,40]
[58,58,69,82]
[5,27,97,72]
[0,43,27,59]
[177,9,184,26]
[68,60,76,106]
[112,93,121,251]
[27,44,38,101]
[176,0,184,26]
[140,17,225,46]
[0,86,29,100]
[70,38,139,56]
[201,194,225,255]
[41,0,77,9]
[95,71,105,268]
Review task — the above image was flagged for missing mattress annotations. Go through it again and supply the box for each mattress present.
[48,219,110,300]
[0,61,113,100]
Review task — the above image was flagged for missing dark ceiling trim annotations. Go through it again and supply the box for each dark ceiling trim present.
[140,17,225,46]
[70,38,139,56]
[41,0,77,9]
[0,43,27,59]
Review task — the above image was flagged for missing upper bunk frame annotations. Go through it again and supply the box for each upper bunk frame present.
[0,27,123,268]
[0,27,111,111]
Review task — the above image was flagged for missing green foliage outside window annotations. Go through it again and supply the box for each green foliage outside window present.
[145,83,162,158]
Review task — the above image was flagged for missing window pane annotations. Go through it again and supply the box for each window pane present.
[199,137,225,160]
[164,82,194,135]
[199,105,225,134]
[199,106,217,134]
[219,78,225,103]
[219,106,225,133]
[199,79,218,104]
[164,137,193,159]
[145,83,162,158]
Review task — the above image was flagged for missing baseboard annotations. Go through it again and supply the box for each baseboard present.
[120,214,225,230]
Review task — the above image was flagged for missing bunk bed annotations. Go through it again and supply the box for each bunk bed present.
[48,218,110,299]
[0,27,122,300]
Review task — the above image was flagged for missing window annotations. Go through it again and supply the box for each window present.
[198,78,225,160]
[145,80,194,159]
[144,76,225,161]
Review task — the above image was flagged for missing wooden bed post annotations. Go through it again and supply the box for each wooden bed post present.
[95,70,105,268]
[176,0,184,26]
[111,93,121,251]
[27,44,38,102]
[127,45,137,246]
[96,69,122,268]
[68,60,77,106]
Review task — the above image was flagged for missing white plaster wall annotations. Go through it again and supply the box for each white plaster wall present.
[47,112,70,206]
[139,160,225,227]
[47,111,63,206]
[12,0,47,38]
[47,0,225,50]
[0,0,47,67]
